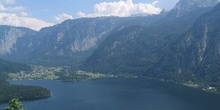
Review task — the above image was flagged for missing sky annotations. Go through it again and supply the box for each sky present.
[0,0,179,31]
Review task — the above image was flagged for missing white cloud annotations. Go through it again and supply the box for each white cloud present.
[55,13,73,23]
[0,2,25,12]
[0,13,54,31]
[6,6,25,12]
[0,0,54,31]
[0,0,15,4]
[20,11,28,16]
[0,4,6,11]
[152,0,159,5]
[77,0,162,18]
[6,0,15,4]
[77,11,86,17]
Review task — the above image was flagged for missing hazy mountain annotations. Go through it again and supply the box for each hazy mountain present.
[169,0,219,18]
[82,0,218,74]
[151,3,220,83]
[26,17,124,66]
[0,15,162,66]
[0,18,123,65]
[0,0,219,86]
[0,25,36,56]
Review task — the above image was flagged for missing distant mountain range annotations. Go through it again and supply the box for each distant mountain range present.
[0,15,163,66]
[0,0,220,84]
[83,0,219,74]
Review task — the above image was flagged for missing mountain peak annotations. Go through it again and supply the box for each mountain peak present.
[172,0,219,17]
[178,0,219,6]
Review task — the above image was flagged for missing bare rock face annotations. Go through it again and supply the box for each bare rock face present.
[0,27,27,55]
[0,13,164,66]
[0,16,155,66]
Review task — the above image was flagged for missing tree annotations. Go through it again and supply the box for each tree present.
[4,98,25,110]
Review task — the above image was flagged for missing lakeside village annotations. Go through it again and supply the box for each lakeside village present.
[8,65,220,94]
[8,65,116,81]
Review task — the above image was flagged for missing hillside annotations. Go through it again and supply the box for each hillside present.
[0,0,219,88]
[150,3,220,84]
[82,0,218,75]
[0,15,163,67]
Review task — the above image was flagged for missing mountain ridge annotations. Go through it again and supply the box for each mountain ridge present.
[82,0,219,75]
[150,2,220,83]
[0,15,163,66]
[0,0,220,86]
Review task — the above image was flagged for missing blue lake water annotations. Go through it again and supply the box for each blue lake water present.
[1,78,220,110]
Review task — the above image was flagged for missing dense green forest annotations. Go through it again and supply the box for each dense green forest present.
[0,59,31,73]
[0,74,51,103]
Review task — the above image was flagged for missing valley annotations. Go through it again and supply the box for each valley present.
[1,0,220,109]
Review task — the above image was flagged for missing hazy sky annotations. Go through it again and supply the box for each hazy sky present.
[0,0,179,30]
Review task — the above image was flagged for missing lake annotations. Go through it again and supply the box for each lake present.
[1,78,220,110]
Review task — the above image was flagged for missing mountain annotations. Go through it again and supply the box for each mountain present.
[82,0,219,74]
[0,15,163,66]
[0,25,36,56]
[0,25,37,64]
[169,0,219,18]
[0,0,220,86]
[1,18,123,66]
[151,3,220,83]
[22,17,124,66]
[153,0,218,35]
[83,26,149,74]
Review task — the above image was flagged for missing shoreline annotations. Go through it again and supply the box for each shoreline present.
[8,70,220,95]
[11,77,220,95]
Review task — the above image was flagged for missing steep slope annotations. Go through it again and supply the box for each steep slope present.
[1,18,123,66]
[169,0,219,18]
[0,15,162,66]
[83,0,218,74]
[0,59,31,73]
[151,0,219,38]
[151,3,220,83]
[25,17,152,66]
[0,25,36,56]
[83,26,152,74]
